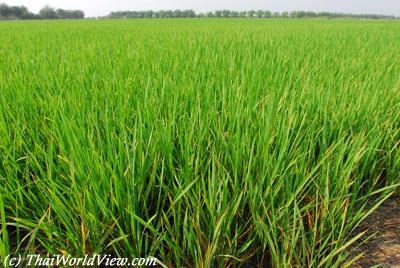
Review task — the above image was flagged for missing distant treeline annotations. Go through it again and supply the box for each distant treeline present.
[0,3,84,20]
[109,10,398,19]
[1,4,397,21]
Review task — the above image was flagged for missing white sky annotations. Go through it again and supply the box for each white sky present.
[3,0,400,17]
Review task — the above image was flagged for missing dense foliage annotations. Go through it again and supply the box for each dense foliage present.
[108,9,398,19]
[0,3,38,19]
[1,3,397,21]
[0,3,84,20]
[0,19,399,267]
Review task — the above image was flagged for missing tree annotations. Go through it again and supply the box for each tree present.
[247,10,255,18]
[23,12,38,19]
[272,12,281,18]
[55,8,84,19]
[187,10,196,18]
[294,11,306,18]
[0,3,11,18]
[263,10,272,18]
[282,11,289,18]
[173,9,182,18]
[239,11,247,18]
[10,5,25,18]
[56,8,67,19]
[70,10,84,19]
[256,10,264,18]
[39,5,58,19]
[221,10,231,18]
[164,10,173,18]
[144,10,153,18]
[0,4,36,19]
[231,11,239,18]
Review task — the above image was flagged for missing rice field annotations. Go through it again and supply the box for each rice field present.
[0,19,400,267]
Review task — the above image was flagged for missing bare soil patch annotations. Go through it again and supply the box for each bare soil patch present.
[352,197,400,267]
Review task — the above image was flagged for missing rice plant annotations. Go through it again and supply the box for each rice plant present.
[0,19,399,267]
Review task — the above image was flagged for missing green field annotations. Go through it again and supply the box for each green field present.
[1,19,400,267]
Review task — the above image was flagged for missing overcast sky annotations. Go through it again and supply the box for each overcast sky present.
[3,0,400,17]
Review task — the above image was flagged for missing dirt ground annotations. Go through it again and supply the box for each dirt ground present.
[351,197,400,267]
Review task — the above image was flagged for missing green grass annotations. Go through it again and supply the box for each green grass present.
[0,19,399,267]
